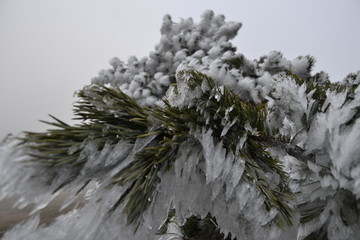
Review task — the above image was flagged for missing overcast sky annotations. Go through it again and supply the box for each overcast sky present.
[0,0,359,140]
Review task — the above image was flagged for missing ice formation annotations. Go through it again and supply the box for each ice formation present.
[1,10,360,240]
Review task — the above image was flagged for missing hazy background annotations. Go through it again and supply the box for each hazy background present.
[1,0,359,140]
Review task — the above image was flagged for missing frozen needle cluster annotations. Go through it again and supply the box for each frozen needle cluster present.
[1,10,360,240]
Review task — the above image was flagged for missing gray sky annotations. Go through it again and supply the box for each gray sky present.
[0,0,359,140]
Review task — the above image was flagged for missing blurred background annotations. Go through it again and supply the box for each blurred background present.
[0,0,359,140]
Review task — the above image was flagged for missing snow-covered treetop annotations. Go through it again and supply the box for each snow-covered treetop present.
[92,10,359,109]
[92,10,241,106]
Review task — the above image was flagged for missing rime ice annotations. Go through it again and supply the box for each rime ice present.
[1,10,360,240]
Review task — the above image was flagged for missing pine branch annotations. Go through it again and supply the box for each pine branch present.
[21,70,295,230]
[278,71,359,114]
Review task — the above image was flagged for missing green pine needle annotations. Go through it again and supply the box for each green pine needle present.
[21,70,296,229]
